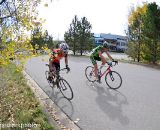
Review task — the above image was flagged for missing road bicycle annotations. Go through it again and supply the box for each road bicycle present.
[45,64,73,100]
[85,61,122,89]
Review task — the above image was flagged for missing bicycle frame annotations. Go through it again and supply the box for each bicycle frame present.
[55,68,68,84]
[86,61,121,89]
[91,65,111,78]
[54,68,68,80]
[99,65,111,78]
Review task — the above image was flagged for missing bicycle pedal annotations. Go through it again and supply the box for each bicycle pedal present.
[96,80,102,84]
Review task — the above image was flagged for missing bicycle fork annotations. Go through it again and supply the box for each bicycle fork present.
[109,71,115,81]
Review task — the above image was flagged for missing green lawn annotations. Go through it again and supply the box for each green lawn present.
[0,64,55,130]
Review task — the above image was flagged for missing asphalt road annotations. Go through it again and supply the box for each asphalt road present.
[25,55,160,130]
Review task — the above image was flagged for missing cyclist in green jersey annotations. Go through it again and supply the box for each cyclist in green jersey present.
[90,41,115,82]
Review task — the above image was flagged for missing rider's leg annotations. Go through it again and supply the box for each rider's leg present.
[54,62,60,74]
[93,63,98,80]
[64,53,68,66]
[100,55,106,65]
[90,56,98,80]
[50,62,59,83]
[49,60,53,72]
[94,57,103,82]
[48,61,56,81]
[48,61,53,81]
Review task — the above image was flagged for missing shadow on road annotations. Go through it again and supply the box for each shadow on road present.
[44,87,75,118]
[54,97,74,118]
[86,80,130,126]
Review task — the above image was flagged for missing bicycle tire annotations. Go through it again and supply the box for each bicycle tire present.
[58,78,73,100]
[45,71,54,87]
[85,66,96,82]
[105,71,122,89]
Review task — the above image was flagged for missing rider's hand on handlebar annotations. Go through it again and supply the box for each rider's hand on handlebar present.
[112,59,118,64]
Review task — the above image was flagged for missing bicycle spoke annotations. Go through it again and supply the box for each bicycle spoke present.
[61,80,67,90]
[85,66,96,82]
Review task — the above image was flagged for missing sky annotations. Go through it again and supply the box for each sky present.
[38,0,159,40]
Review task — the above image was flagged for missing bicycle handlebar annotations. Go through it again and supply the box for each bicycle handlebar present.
[60,68,66,71]
[57,68,70,74]
[106,61,118,67]
[112,60,118,66]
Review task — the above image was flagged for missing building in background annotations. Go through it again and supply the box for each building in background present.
[93,33,128,52]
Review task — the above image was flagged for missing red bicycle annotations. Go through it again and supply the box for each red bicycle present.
[85,61,122,89]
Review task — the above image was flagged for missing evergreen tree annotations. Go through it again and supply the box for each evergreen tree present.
[127,2,160,64]
[64,15,93,55]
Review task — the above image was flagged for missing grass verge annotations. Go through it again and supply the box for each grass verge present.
[0,64,55,130]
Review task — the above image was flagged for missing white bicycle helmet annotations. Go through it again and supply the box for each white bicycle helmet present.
[59,42,69,53]
[103,41,109,48]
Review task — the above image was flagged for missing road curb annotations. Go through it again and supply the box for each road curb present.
[23,70,81,130]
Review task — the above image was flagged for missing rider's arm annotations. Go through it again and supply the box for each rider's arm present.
[98,51,106,65]
[106,51,114,61]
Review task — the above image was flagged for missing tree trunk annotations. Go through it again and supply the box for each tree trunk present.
[73,42,76,55]
[73,48,75,55]
[80,49,82,56]
[80,43,83,55]
[152,41,157,64]
[137,42,140,62]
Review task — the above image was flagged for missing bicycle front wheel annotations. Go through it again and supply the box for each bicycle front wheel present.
[58,78,73,100]
[105,71,122,89]
[85,66,96,82]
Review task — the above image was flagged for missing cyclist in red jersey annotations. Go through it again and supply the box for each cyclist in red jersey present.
[48,42,70,82]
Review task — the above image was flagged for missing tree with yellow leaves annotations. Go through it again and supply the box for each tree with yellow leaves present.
[127,2,160,64]
[0,0,49,67]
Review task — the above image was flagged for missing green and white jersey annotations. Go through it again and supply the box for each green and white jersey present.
[90,45,103,58]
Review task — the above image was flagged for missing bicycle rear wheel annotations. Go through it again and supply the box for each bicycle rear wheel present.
[58,78,73,100]
[85,66,96,82]
[105,71,122,89]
